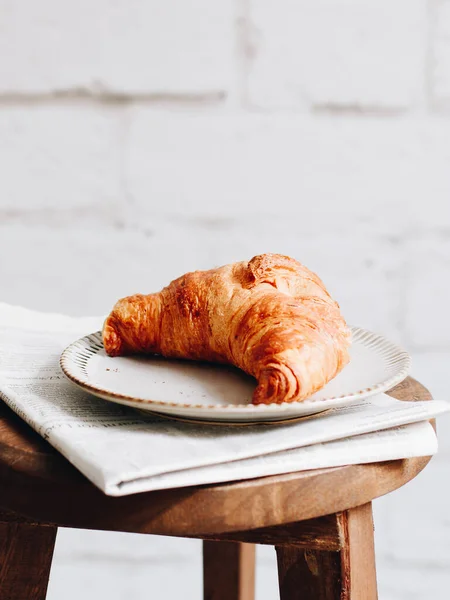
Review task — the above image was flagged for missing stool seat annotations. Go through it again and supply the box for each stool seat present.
[0,377,432,537]
[0,377,434,600]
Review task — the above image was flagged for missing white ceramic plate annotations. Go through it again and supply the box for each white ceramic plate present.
[60,327,411,423]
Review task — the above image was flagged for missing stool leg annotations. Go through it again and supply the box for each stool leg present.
[276,503,378,600]
[0,520,57,600]
[203,540,255,600]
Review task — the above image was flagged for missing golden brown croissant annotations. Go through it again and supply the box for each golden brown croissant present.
[102,254,351,404]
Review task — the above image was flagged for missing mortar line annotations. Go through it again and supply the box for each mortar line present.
[0,91,226,109]
[235,0,252,109]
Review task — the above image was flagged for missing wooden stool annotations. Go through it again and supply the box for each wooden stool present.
[0,377,433,600]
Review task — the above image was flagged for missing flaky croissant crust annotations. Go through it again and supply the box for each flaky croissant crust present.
[103,254,351,404]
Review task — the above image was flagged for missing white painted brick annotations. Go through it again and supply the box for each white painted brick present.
[50,531,281,600]
[47,548,282,600]
[432,0,450,105]
[47,558,203,600]
[405,236,450,348]
[412,366,450,459]
[50,535,280,600]
[0,0,234,94]
[375,460,450,568]
[247,0,426,109]
[0,106,121,212]
[127,111,450,232]
[54,528,200,563]
[0,224,194,315]
[256,547,288,597]
[410,351,450,413]
[377,559,450,600]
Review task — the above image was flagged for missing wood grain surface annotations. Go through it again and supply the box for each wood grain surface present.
[343,503,377,598]
[0,377,433,537]
[198,514,343,551]
[276,545,343,600]
[0,519,57,600]
[275,503,377,599]
[203,541,255,600]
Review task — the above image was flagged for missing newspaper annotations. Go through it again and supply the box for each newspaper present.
[0,303,448,496]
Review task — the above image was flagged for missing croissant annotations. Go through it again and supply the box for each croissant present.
[102,254,351,405]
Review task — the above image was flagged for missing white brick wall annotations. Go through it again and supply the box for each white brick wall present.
[127,111,450,230]
[0,0,449,598]
[247,0,427,110]
[0,106,122,213]
[405,235,450,349]
[432,0,450,106]
[0,0,235,95]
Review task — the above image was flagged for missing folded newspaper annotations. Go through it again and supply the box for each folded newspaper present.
[0,303,448,496]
